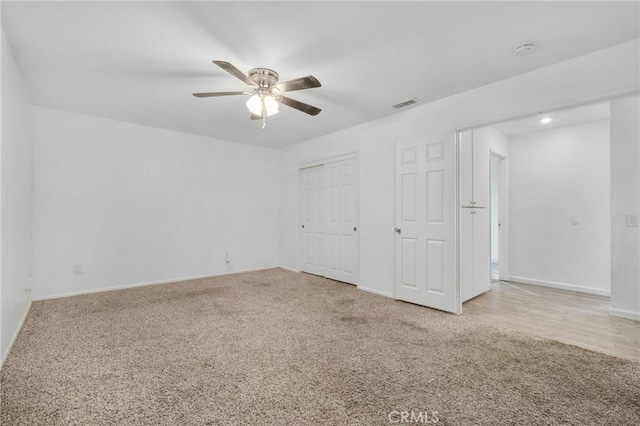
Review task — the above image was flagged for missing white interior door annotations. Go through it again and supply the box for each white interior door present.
[460,207,491,301]
[460,130,492,302]
[395,135,459,313]
[300,157,359,285]
[300,165,327,277]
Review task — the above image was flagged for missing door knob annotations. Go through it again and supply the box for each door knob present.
[353,227,358,232]
[394,227,401,234]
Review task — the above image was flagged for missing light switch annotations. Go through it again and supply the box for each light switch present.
[627,214,639,227]
[571,216,581,226]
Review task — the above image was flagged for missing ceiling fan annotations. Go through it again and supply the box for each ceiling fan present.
[193,61,322,129]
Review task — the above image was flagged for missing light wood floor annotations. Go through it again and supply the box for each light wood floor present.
[463,281,640,362]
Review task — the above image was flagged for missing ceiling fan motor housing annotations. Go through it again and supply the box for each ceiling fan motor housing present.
[248,68,279,90]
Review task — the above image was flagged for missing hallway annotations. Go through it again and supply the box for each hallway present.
[464,281,640,361]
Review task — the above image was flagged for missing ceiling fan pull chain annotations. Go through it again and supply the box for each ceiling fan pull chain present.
[261,97,267,129]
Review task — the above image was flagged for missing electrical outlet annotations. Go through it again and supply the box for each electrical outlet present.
[571,215,581,226]
[225,252,232,264]
[627,214,639,227]
[74,264,84,275]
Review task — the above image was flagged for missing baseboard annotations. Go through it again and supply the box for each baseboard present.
[357,286,393,299]
[32,266,279,301]
[278,266,301,273]
[508,276,610,297]
[1,300,32,369]
[609,307,640,321]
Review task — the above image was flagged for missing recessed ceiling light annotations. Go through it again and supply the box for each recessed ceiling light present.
[540,117,552,124]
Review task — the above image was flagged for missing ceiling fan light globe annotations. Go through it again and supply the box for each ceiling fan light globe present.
[264,95,279,116]
[246,95,263,116]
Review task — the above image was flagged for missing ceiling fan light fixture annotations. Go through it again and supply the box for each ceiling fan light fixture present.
[263,95,279,116]
[246,95,262,115]
[194,61,321,127]
[246,94,279,117]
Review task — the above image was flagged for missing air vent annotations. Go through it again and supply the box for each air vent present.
[392,98,421,110]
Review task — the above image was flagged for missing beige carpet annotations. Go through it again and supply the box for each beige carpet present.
[1,268,638,425]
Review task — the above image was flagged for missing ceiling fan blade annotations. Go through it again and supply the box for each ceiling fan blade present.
[250,113,262,120]
[278,95,321,116]
[192,91,249,98]
[274,75,321,93]
[212,60,256,87]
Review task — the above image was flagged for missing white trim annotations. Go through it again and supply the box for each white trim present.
[456,89,639,133]
[357,285,393,299]
[508,276,611,297]
[298,151,358,170]
[609,308,640,321]
[454,131,462,314]
[1,300,32,369]
[32,267,279,301]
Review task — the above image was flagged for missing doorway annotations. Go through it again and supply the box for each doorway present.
[490,152,506,282]
[460,101,612,308]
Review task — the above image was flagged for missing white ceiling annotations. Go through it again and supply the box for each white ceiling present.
[491,102,611,137]
[2,1,638,148]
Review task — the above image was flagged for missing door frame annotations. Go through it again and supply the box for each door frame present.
[297,151,360,285]
[299,152,359,170]
[489,151,508,281]
[455,93,635,314]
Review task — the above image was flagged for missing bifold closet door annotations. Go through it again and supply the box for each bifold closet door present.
[300,164,327,277]
[300,158,359,285]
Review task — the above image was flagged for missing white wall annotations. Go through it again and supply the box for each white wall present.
[610,96,640,319]
[279,39,638,298]
[0,35,637,362]
[32,107,279,299]
[1,30,33,363]
[508,120,611,295]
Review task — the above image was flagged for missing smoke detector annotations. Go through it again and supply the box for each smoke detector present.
[513,43,536,56]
